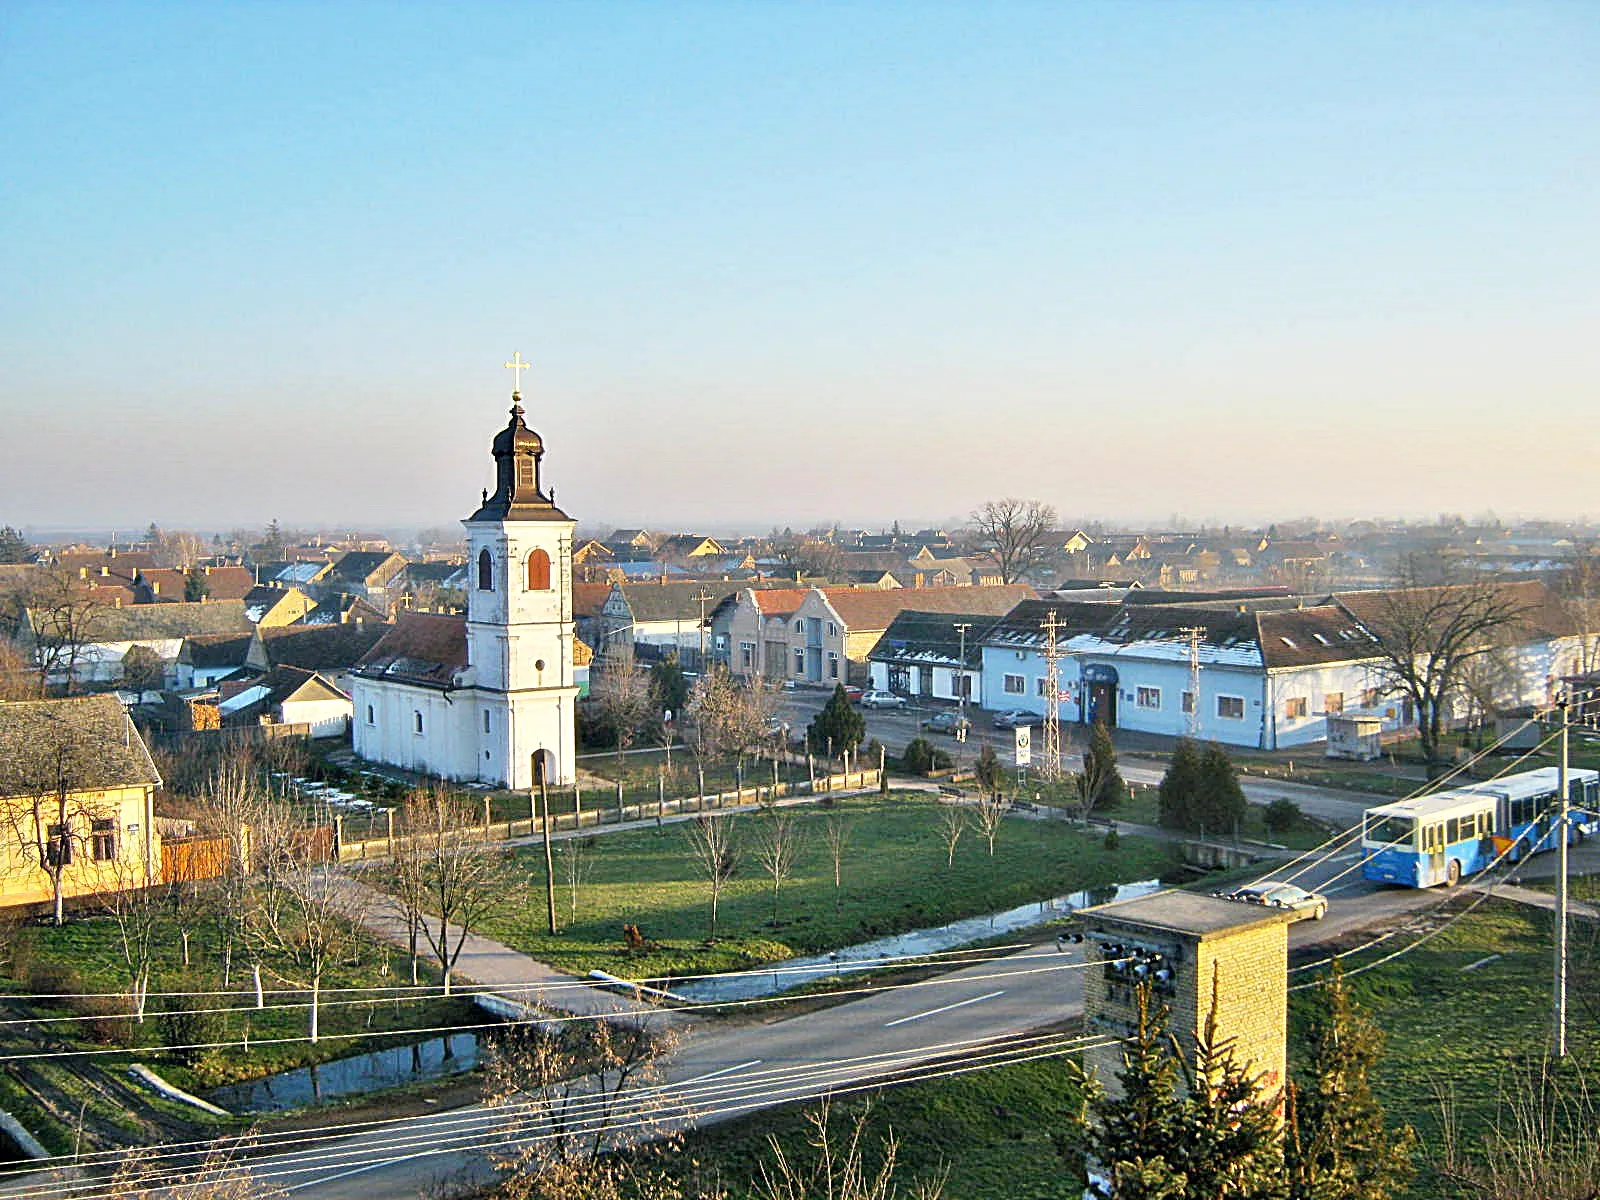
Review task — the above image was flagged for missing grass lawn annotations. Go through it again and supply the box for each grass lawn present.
[655,1055,1084,1200]
[4,898,483,1094]
[481,792,1175,978]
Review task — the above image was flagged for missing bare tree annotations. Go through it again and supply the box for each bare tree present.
[753,811,806,923]
[484,1016,678,1196]
[685,814,740,938]
[247,837,365,1042]
[385,815,431,986]
[968,498,1059,585]
[192,752,270,986]
[690,665,780,778]
[1433,1059,1600,1200]
[757,1100,947,1200]
[822,811,850,910]
[120,644,165,703]
[969,793,1006,856]
[21,567,108,693]
[937,805,964,869]
[0,639,39,700]
[1350,562,1532,765]
[105,1138,277,1200]
[1557,543,1600,678]
[590,658,654,770]
[401,785,526,994]
[103,850,166,1020]
[562,835,596,928]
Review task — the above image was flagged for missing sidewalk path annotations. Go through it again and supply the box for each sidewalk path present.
[323,872,683,1025]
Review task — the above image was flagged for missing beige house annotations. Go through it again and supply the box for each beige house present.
[714,584,1034,685]
[0,696,162,913]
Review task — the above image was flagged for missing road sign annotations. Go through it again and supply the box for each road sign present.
[1014,725,1032,766]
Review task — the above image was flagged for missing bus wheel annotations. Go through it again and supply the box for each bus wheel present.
[1445,859,1462,887]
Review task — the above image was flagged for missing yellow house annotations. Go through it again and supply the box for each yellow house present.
[0,696,162,915]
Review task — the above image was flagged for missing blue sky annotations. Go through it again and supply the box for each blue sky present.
[2,2,1596,534]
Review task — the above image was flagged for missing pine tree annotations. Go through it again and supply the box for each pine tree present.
[807,684,865,758]
[0,525,32,564]
[1157,738,1203,830]
[974,742,1003,797]
[1071,981,1286,1199]
[1285,962,1415,1200]
[1196,742,1248,834]
[1086,720,1127,811]
[184,566,210,603]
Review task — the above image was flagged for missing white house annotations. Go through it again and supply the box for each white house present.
[350,383,578,788]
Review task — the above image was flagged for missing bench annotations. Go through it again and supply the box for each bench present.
[937,784,966,799]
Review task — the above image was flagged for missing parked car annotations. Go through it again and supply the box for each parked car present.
[1213,881,1328,922]
[922,711,972,736]
[861,690,909,710]
[843,685,864,703]
[990,709,1042,729]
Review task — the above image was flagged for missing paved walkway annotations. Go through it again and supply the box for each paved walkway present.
[323,873,681,1025]
[1467,880,1600,920]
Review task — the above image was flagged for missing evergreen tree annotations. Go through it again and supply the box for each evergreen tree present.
[1072,981,1285,1199]
[1086,720,1127,811]
[0,525,32,564]
[1285,962,1415,1200]
[1196,742,1249,834]
[807,684,865,757]
[974,742,1003,797]
[260,518,285,560]
[648,654,690,720]
[1157,739,1203,830]
[184,566,210,603]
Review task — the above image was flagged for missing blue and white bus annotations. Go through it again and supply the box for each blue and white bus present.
[1362,766,1600,888]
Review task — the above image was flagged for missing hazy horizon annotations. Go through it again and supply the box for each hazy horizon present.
[4,3,1595,531]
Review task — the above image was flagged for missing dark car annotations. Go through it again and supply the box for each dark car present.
[922,711,972,736]
[991,709,1043,730]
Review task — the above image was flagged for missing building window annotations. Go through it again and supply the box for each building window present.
[477,548,493,591]
[828,652,839,678]
[1181,691,1195,714]
[526,548,551,591]
[45,823,71,866]
[366,704,375,725]
[740,642,755,669]
[794,621,803,633]
[1285,697,1309,719]
[1361,687,1380,708]
[794,648,805,674]
[1325,692,1344,714]
[1136,686,1161,710]
[827,622,836,637]
[1217,695,1245,720]
[483,710,492,734]
[413,711,424,735]
[1037,678,1050,697]
[91,819,116,861]
[957,674,972,699]
[1004,674,1025,695]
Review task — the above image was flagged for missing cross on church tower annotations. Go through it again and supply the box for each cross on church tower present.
[504,351,533,395]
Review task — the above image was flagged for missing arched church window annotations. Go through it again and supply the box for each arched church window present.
[478,548,493,591]
[527,548,551,591]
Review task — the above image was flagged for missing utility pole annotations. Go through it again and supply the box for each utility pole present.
[1179,626,1206,739]
[537,761,558,935]
[692,589,715,672]
[1555,696,1570,1057]
[1041,610,1062,782]
[953,623,972,743]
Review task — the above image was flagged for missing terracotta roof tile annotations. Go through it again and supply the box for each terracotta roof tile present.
[352,613,466,689]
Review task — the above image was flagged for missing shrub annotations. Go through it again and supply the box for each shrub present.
[1263,797,1303,837]
[158,980,230,1067]
[902,738,952,776]
[1104,828,1121,851]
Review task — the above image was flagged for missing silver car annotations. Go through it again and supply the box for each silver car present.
[1215,881,1328,922]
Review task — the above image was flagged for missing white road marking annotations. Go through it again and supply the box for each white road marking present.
[884,990,1005,1028]
[676,1059,762,1086]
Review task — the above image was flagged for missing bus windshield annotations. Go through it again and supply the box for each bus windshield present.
[1366,814,1415,848]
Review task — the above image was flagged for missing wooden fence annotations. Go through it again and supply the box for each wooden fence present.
[335,767,881,862]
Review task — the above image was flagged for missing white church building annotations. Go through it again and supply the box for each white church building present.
[351,372,579,788]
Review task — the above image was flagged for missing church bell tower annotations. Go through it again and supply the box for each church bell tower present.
[462,353,577,788]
